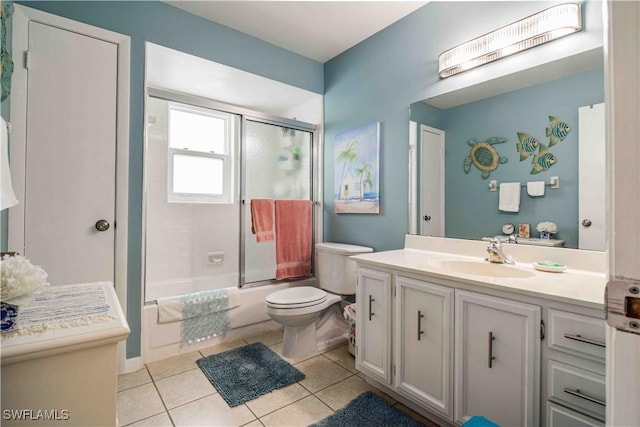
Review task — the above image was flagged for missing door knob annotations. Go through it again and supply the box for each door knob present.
[424,215,432,222]
[582,219,592,227]
[95,219,110,232]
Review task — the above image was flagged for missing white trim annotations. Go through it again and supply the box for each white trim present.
[408,121,418,235]
[120,351,143,375]
[9,5,131,364]
[419,124,445,237]
[605,0,640,425]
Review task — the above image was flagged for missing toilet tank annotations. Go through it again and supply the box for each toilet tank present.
[315,242,373,295]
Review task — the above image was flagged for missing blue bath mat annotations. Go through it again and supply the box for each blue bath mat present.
[310,391,426,427]
[196,342,305,407]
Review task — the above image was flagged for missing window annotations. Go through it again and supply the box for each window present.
[167,103,236,203]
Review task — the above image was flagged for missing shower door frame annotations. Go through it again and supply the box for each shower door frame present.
[240,115,318,288]
[145,88,321,292]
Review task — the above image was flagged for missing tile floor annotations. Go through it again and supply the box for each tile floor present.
[117,330,438,426]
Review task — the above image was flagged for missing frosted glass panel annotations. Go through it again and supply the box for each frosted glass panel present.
[173,154,223,195]
[244,120,312,283]
[245,121,311,200]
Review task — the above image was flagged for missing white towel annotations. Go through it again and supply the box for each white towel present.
[499,182,521,212]
[1,117,19,210]
[527,181,546,197]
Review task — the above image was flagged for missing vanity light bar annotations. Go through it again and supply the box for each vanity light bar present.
[438,3,582,78]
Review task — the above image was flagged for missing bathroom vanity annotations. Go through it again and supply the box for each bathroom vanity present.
[352,235,606,427]
[1,282,130,427]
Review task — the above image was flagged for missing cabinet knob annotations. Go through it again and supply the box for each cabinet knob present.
[95,219,110,232]
[581,219,592,227]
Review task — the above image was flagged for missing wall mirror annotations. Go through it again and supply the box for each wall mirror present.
[409,48,605,251]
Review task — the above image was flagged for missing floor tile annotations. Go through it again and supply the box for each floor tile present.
[147,350,202,380]
[245,383,310,418]
[260,395,333,427]
[123,411,173,427]
[155,368,217,409]
[200,339,248,357]
[315,375,396,411]
[169,393,255,427]
[117,383,166,426]
[268,342,317,365]
[322,344,358,373]
[118,367,152,392]
[241,419,264,427]
[395,402,440,427]
[295,355,353,393]
[243,329,283,346]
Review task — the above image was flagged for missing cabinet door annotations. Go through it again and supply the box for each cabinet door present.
[356,267,392,384]
[395,276,454,419]
[455,291,541,427]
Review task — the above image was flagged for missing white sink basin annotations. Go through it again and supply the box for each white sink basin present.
[428,259,536,278]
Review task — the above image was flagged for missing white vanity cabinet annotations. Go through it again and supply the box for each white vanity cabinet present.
[454,290,541,427]
[351,236,606,427]
[354,264,541,426]
[356,267,392,384]
[395,276,454,418]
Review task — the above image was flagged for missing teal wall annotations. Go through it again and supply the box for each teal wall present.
[323,1,602,251]
[444,68,604,247]
[9,1,323,359]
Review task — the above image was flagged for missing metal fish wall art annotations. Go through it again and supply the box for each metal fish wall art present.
[546,116,571,146]
[516,132,539,161]
[530,143,556,174]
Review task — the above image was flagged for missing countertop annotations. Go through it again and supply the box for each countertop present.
[1,281,130,365]
[352,248,607,310]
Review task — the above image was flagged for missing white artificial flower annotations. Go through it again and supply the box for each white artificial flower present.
[1,255,48,301]
[536,222,558,233]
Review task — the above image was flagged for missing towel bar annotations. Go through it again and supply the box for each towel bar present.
[489,176,559,191]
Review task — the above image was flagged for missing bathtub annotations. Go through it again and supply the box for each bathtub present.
[141,277,318,363]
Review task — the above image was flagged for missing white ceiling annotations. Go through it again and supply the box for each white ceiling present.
[165,1,428,63]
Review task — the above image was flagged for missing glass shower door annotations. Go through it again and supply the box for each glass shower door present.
[242,118,313,285]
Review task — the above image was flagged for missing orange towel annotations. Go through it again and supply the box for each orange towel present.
[275,200,312,280]
[251,199,275,242]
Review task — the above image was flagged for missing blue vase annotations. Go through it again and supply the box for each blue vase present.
[540,231,551,239]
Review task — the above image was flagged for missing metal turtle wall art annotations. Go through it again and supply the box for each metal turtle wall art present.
[463,137,509,179]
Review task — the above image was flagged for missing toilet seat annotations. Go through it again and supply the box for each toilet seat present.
[265,287,328,309]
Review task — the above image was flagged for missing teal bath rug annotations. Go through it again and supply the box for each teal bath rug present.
[310,391,426,427]
[196,342,305,407]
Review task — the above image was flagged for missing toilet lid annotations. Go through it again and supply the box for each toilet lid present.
[266,287,327,308]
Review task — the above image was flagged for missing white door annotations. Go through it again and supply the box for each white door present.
[578,103,606,251]
[21,22,118,285]
[395,276,453,418]
[454,291,540,427]
[420,125,444,236]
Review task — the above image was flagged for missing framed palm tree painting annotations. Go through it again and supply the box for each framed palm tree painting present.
[334,122,380,214]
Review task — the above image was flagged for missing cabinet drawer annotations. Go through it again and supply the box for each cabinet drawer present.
[548,309,605,362]
[548,360,605,421]
[547,402,604,427]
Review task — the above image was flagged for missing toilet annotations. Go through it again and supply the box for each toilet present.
[265,242,373,357]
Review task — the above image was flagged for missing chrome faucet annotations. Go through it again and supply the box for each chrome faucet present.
[486,237,515,264]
